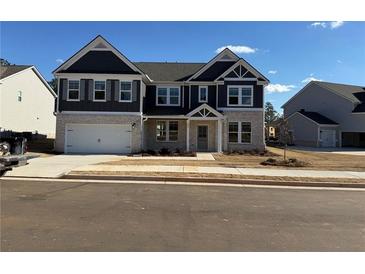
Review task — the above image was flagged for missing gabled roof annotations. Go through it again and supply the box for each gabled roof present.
[0,65,56,97]
[186,103,224,118]
[295,110,338,125]
[134,62,204,82]
[0,65,32,80]
[282,81,365,108]
[53,35,147,80]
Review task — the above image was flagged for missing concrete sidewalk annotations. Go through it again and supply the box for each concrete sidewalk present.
[4,155,121,178]
[73,164,365,179]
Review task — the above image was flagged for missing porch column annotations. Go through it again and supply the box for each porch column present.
[217,119,222,153]
[186,119,190,151]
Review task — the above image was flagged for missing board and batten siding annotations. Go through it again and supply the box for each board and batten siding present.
[58,78,141,112]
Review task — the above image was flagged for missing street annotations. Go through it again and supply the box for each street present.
[1,179,365,251]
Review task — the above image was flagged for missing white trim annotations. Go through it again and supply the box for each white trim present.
[217,119,222,153]
[119,81,133,103]
[61,111,142,116]
[67,79,80,102]
[198,86,208,103]
[214,59,270,84]
[56,77,60,113]
[155,120,179,142]
[186,103,224,118]
[196,124,209,151]
[228,121,252,144]
[53,36,148,82]
[224,78,258,81]
[155,86,181,106]
[93,80,106,102]
[189,117,221,121]
[54,73,142,81]
[218,107,263,112]
[227,85,254,107]
[187,48,239,81]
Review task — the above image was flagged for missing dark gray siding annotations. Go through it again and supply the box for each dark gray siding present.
[143,85,187,115]
[59,78,141,112]
[217,80,263,108]
[59,51,140,74]
[193,61,236,81]
[190,85,217,110]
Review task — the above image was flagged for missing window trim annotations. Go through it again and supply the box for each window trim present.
[228,121,252,144]
[67,80,80,102]
[198,86,208,103]
[156,120,179,142]
[119,81,133,103]
[93,80,106,102]
[227,85,253,107]
[156,86,181,106]
[17,91,22,102]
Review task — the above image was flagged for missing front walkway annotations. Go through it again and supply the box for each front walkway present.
[72,164,365,179]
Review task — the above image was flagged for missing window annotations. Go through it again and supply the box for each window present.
[156,87,180,106]
[227,86,253,106]
[120,81,132,102]
[199,86,208,102]
[94,81,106,101]
[17,91,22,102]
[228,122,251,143]
[156,121,179,142]
[68,80,80,101]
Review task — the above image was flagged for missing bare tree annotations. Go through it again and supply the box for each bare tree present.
[278,118,290,161]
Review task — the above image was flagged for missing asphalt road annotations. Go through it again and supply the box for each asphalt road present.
[1,179,365,251]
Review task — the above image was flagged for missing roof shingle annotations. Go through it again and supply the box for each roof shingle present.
[298,110,338,125]
[0,65,32,80]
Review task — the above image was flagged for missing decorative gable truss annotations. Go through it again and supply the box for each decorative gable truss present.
[186,104,224,120]
[215,59,269,85]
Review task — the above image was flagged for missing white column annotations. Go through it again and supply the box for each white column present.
[217,119,222,153]
[186,119,190,151]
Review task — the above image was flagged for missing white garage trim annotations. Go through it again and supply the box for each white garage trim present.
[65,123,132,154]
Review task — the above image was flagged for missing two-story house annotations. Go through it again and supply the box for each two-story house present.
[53,35,269,154]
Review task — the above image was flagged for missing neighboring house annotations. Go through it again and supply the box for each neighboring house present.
[265,124,276,139]
[53,35,269,154]
[282,81,365,148]
[0,65,57,137]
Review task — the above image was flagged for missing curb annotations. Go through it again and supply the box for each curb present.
[62,174,365,189]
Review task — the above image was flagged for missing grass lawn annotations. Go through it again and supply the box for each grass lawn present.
[100,146,365,172]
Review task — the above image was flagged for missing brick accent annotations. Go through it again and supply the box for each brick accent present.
[55,113,142,153]
[222,111,265,151]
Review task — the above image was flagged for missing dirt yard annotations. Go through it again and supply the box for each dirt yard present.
[100,146,365,171]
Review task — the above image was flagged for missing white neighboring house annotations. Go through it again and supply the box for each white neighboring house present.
[0,65,57,137]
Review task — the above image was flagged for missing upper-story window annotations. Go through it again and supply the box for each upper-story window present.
[94,81,106,101]
[227,85,253,106]
[120,81,132,102]
[199,86,208,103]
[156,87,180,106]
[68,80,80,101]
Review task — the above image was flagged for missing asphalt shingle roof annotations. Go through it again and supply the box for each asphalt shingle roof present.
[315,81,365,103]
[298,110,338,125]
[134,62,205,81]
[0,65,32,80]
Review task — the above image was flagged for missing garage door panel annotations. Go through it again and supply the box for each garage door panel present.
[66,124,131,154]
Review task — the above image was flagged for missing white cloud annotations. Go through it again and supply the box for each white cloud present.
[215,45,257,54]
[301,76,323,84]
[56,58,64,64]
[330,21,344,29]
[265,84,296,94]
[310,22,327,28]
[268,70,277,74]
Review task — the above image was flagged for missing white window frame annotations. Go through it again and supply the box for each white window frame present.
[119,81,132,103]
[67,80,80,101]
[228,121,252,144]
[156,86,180,106]
[227,85,253,107]
[156,120,179,142]
[93,80,106,102]
[198,86,208,103]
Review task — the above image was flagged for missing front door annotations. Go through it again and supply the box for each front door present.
[197,125,208,151]
[320,129,336,147]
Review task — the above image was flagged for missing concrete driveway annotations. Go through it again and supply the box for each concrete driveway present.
[291,146,365,156]
[4,154,121,178]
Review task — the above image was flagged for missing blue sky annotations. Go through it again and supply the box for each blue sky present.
[1,21,365,112]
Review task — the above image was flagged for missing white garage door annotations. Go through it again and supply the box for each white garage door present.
[320,129,336,147]
[65,124,131,154]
